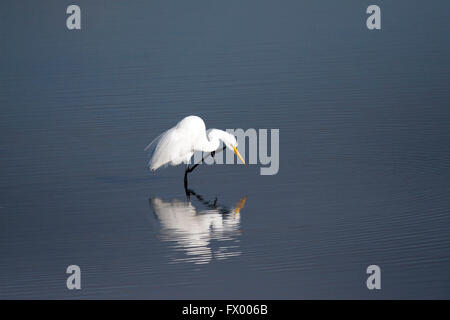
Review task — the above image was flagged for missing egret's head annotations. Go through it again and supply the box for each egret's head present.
[221,132,246,165]
[209,129,246,164]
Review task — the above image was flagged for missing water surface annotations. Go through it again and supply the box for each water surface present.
[1,0,450,298]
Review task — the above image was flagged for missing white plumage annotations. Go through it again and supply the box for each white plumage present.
[145,115,245,171]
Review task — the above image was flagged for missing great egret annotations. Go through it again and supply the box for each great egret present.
[145,115,245,184]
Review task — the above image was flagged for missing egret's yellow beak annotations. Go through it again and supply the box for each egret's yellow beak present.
[233,146,245,164]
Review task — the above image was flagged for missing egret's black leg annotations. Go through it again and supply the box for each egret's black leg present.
[187,147,224,174]
[184,184,190,200]
[182,146,226,189]
[184,165,189,191]
[184,167,194,200]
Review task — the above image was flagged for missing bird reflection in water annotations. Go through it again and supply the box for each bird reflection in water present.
[149,188,247,265]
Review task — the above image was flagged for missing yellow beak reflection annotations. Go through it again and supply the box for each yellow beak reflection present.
[233,196,247,214]
[233,146,246,164]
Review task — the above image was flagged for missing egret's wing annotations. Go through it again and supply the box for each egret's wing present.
[144,128,169,157]
[146,126,193,171]
[146,127,175,170]
[144,131,164,152]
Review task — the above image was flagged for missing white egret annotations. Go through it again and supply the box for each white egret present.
[145,115,245,184]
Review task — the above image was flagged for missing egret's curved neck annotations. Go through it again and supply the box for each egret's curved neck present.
[199,129,226,152]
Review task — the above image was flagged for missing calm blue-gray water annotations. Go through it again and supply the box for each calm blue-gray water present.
[1,1,449,299]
